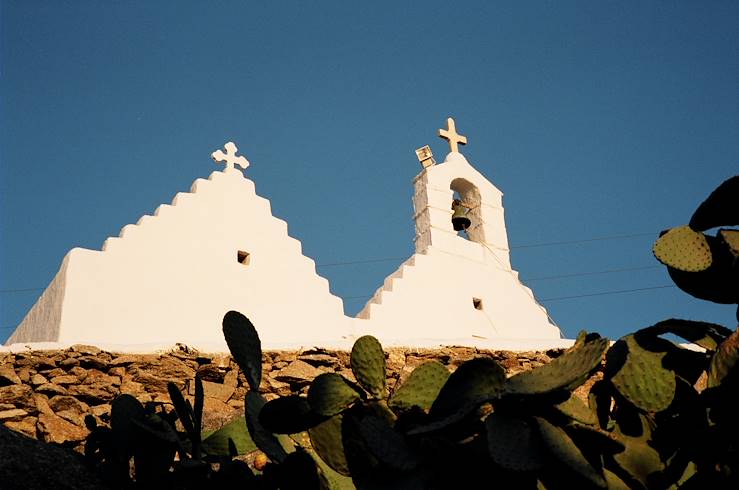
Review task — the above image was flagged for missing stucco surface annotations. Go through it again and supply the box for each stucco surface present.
[7,151,564,352]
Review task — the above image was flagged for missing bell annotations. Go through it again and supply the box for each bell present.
[451,200,471,231]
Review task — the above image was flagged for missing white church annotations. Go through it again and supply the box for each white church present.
[5,119,570,352]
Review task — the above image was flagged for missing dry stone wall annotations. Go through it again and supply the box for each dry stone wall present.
[0,344,563,453]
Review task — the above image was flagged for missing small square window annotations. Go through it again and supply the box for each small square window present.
[237,250,251,266]
[472,297,483,310]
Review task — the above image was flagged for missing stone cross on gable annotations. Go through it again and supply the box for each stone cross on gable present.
[212,141,250,171]
[438,117,467,153]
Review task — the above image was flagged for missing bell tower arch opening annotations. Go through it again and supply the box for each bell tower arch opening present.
[450,178,485,243]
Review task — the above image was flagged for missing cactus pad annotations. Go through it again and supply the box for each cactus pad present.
[259,395,327,434]
[689,175,739,231]
[555,393,598,426]
[534,417,606,488]
[201,416,258,456]
[222,311,262,391]
[505,335,608,396]
[350,335,387,398]
[719,228,739,256]
[606,334,676,412]
[429,357,506,420]
[485,414,545,471]
[309,414,351,476]
[642,318,731,351]
[388,360,449,412]
[653,225,712,272]
[246,391,288,463]
[358,415,420,471]
[708,328,739,388]
[308,373,362,417]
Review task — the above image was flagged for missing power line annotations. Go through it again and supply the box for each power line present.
[510,232,655,250]
[539,285,676,302]
[340,284,677,303]
[524,265,661,282]
[0,287,45,294]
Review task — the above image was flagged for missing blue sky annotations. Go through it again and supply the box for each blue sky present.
[1,1,738,343]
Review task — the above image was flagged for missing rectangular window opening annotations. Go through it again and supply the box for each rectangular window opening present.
[237,250,251,266]
[473,297,483,310]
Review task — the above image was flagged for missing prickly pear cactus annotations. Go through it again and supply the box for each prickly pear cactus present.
[653,225,712,272]
[505,335,608,396]
[309,415,351,476]
[642,318,732,351]
[308,373,362,417]
[534,417,606,488]
[606,334,676,412]
[201,416,258,456]
[485,414,545,471]
[429,357,506,420]
[388,360,449,412]
[357,415,420,471]
[350,335,387,398]
[246,391,288,463]
[554,393,598,426]
[708,328,739,388]
[720,228,739,256]
[259,395,327,434]
[689,175,739,231]
[222,311,262,391]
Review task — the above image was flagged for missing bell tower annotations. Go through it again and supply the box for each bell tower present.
[412,118,511,269]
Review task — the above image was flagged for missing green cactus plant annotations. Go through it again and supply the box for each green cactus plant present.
[485,413,545,471]
[388,360,449,413]
[308,373,363,417]
[505,333,608,396]
[222,310,263,391]
[653,225,713,272]
[350,335,387,398]
[606,333,676,413]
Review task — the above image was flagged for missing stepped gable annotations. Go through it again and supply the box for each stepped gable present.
[7,123,569,353]
[355,118,562,343]
[8,144,353,348]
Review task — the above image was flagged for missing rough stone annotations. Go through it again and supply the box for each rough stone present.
[0,408,28,421]
[30,373,49,385]
[0,384,33,409]
[43,368,66,378]
[4,416,37,438]
[56,409,86,427]
[110,354,152,366]
[90,404,111,418]
[37,412,89,444]
[108,366,126,377]
[69,366,88,380]
[297,352,339,367]
[385,349,407,374]
[223,369,239,388]
[33,393,55,416]
[77,355,110,370]
[50,375,78,385]
[48,395,90,415]
[59,357,80,368]
[35,383,69,396]
[16,367,31,383]
[0,365,22,385]
[202,380,235,402]
[120,379,145,395]
[83,369,120,386]
[70,344,102,355]
[67,384,116,404]
[270,360,322,385]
